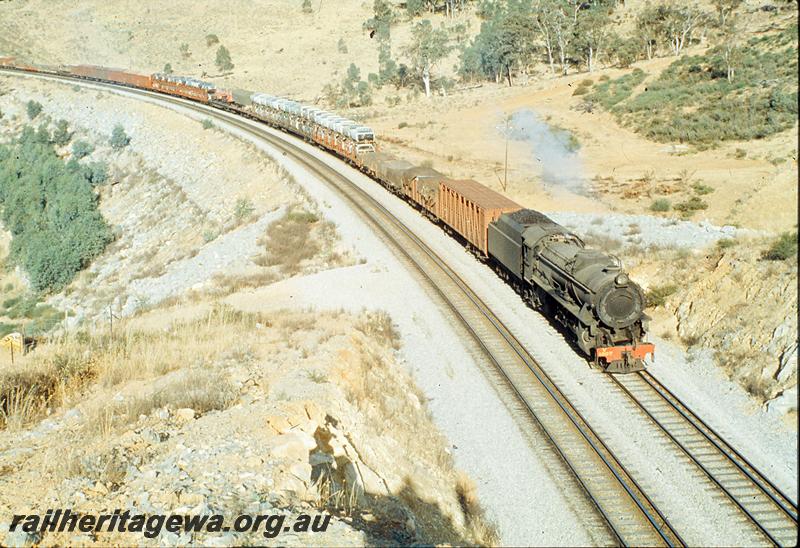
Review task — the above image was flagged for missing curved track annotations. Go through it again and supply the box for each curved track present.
[1,69,690,547]
[612,371,798,546]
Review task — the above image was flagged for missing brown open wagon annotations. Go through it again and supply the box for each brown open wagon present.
[68,65,152,89]
[437,179,521,255]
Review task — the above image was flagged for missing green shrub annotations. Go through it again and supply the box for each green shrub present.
[34,123,50,143]
[234,197,255,223]
[716,238,736,249]
[646,284,677,308]
[202,228,219,243]
[52,119,72,146]
[163,63,173,74]
[216,45,234,72]
[598,41,799,144]
[650,198,671,212]
[337,38,348,54]
[84,161,109,186]
[587,69,647,110]
[26,100,42,120]
[762,232,797,261]
[205,34,219,47]
[674,196,708,213]
[0,322,19,338]
[692,183,714,195]
[0,129,112,292]
[110,124,130,149]
[398,121,408,129]
[72,140,94,159]
[201,118,214,130]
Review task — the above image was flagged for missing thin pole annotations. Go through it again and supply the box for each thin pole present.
[504,115,509,192]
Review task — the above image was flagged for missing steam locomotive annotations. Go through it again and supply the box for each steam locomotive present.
[489,210,651,372]
[0,58,654,372]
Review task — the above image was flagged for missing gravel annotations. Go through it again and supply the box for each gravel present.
[121,208,284,316]
[548,211,756,250]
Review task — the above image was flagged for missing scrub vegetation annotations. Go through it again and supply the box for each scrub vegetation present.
[589,27,798,144]
[0,124,113,293]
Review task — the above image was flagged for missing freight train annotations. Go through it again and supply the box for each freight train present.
[0,58,654,372]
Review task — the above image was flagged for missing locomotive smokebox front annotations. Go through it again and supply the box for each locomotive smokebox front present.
[596,275,645,329]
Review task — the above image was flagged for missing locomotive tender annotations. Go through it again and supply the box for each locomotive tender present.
[0,58,654,372]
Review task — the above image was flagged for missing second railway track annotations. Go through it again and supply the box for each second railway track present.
[612,371,798,546]
[211,103,684,548]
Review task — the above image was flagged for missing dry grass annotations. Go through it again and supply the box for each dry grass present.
[256,207,322,274]
[3,295,497,545]
[210,205,353,294]
[0,303,255,430]
[211,270,281,294]
[741,373,772,401]
[355,310,401,351]
[84,368,237,437]
[456,472,501,546]
[0,349,96,429]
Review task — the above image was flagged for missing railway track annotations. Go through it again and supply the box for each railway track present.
[3,69,689,546]
[612,371,798,547]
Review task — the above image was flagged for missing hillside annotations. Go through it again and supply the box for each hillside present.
[0,0,794,231]
[0,2,797,544]
[0,0,797,407]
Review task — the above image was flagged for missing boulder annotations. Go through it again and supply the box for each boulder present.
[270,432,316,462]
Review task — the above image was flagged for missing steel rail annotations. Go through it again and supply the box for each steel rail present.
[612,371,798,547]
[3,68,686,546]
